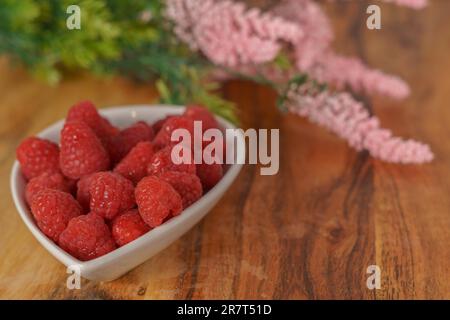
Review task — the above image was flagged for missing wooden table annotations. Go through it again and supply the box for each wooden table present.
[0,2,449,299]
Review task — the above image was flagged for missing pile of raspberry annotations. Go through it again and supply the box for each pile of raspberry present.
[16,101,225,261]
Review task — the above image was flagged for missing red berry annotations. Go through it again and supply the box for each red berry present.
[60,121,110,179]
[158,171,203,208]
[152,115,174,134]
[65,178,78,194]
[153,116,195,150]
[76,174,95,211]
[202,134,227,164]
[135,176,183,228]
[184,104,219,131]
[197,162,223,190]
[147,145,196,176]
[114,141,154,185]
[25,172,71,205]
[58,213,116,261]
[89,172,135,220]
[16,137,60,180]
[109,121,154,164]
[111,209,151,246]
[66,100,119,144]
[30,189,82,242]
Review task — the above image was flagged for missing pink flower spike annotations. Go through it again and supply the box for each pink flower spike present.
[379,0,428,10]
[166,0,303,67]
[274,0,411,99]
[287,84,434,164]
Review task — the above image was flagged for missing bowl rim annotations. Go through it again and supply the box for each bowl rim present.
[10,104,245,269]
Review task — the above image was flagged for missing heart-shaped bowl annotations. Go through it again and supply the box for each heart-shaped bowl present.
[11,105,245,281]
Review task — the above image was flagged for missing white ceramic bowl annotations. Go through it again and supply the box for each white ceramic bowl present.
[11,105,245,281]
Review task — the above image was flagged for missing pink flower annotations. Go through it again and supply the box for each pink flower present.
[331,0,427,9]
[166,0,432,164]
[274,0,410,99]
[310,53,410,100]
[273,0,333,71]
[168,0,414,99]
[379,0,428,9]
[287,84,433,164]
[166,0,303,67]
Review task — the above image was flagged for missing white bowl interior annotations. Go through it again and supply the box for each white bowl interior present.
[10,105,245,281]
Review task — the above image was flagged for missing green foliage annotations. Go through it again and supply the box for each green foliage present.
[1,0,126,83]
[275,74,327,112]
[0,0,237,122]
[276,74,309,112]
[273,51,293,71]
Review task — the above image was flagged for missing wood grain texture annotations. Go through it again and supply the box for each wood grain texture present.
[0,2,449,299]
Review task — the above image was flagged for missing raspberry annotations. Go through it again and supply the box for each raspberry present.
[25,172,71,205]
[108,121,154,164]
[158,171,203,208]
[60,121,110,179]
[184,104,219,131]
[152,115,174,134]
[147,145,196,176]
[65,178,78,194]
[153,116,195,150]
[186,104,226,162]
[89,172,135,220]
[66,100,119,144]
[58,213,116,261]
[135,176,183,228]
[30,189,82,242]
[111,209,151,246]
[202,134,227,164]
[16,137,60,180]
[114,141,154,185]
[196,162,223,190]
[76,174,95,211]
